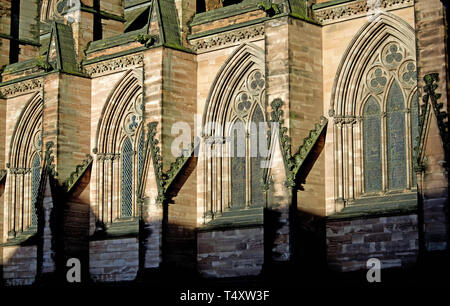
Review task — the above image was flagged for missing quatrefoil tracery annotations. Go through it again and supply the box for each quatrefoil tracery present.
[365,41,416,96]
[233,69,265,118]
[123,94,143,135]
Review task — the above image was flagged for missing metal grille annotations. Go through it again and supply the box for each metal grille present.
[363,97,382,192]
[121,137,133,217]
[386,81,407,190]
[31,154,41,226]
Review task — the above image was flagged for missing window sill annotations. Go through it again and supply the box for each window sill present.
[90,218,139,241]
[327,192,418,221]
[197,206,264,232]
[1,227,38,246]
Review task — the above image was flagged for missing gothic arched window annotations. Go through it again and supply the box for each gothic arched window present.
[359,42,417,195]
[386,80,407,190]
[31,154,41,226]
[121,137,133,218]
[331,14,418,207]
[363,97,382,193]
[202,44,266,222]
[95,71,143,224]
[7,94,43,236]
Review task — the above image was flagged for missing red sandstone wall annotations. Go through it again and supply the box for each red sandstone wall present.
[327,215,419,272]
[197,227,264,278]
[89,238,139,282]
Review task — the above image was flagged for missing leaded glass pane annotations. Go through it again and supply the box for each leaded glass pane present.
[386,80,407,190]
[250,106,265,207]
[363,97,382,192]
[121,137,133,217]
[231,119,246,209]
[138,131,144,186]
[410,91,419,186]
[31,154,40,226]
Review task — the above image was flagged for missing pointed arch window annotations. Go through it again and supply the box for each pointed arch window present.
[363,97,382,193]
[7,94,43,236]
[31,154,41,226]
[331,22,419,205]
[410,92,419,186]
[202,45,267,222]
[95,71,143,224]
[121,137,133,218]
[358,41,418,196]
[386,80,407,190]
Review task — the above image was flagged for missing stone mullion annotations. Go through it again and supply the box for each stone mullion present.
[97,159,104,223]
[23,173,31,229]
[245,130,251,208]
[113,157,120,220]
[211,144,217,215]
[105,158,113,224]
[356,118,363,197]
[223,145,230,210]
[202,141,209,223]
[333,122,343,211]
[381,112,388,192]
[342,121,349,202]
[7,173,15,235]
[203,141,211,219]
[217,143,223,214]
[17,173,24,233]
[404,109,412,190]
[347,121,355,201]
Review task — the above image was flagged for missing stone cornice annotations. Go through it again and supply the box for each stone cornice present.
[313,0,414,25]
[0,78,43,98]
[189,24,265,53]
[83,53,144,77]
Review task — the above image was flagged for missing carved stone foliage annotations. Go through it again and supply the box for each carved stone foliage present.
[144,122,199,204]
[84,54,144,77]
[313,0,413,25]
[416,73,449,172]
[62,154,93,192]
[190,25,265,53]
[0,79,43,98]
[270,98,328,189]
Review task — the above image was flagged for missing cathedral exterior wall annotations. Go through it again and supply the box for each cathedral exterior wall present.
[197,226,264,278]
[89,237,139,282]
[327,214,419,272]
[415,0,449,252]
[0,0,448,287]
[2,245,37,286]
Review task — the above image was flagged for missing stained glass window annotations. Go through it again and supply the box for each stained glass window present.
[250,106,265,207]
[121,137,133,217]
[363,97,382,192]
[231,119,246,209]
[410,91,419,186]
[386,81,407,190]
[31,154,41,226]
[138,131,144,186]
